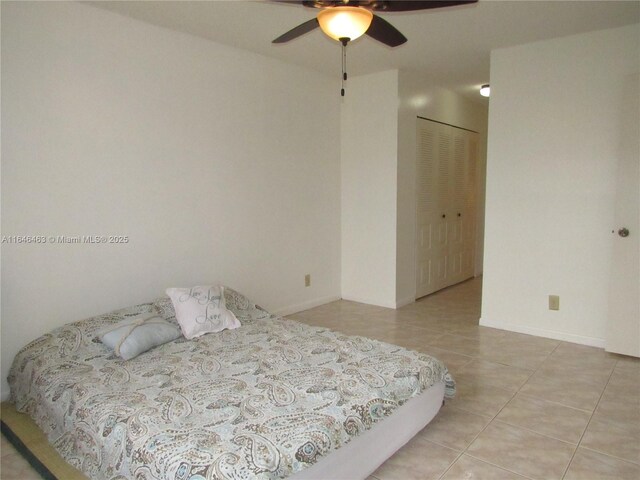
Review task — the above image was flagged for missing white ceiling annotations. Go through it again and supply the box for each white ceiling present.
[89,0,640,104]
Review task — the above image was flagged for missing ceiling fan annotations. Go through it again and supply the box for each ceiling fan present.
[272,1,478,47]
[271,1,478,95]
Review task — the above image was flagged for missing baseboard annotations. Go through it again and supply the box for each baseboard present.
[479,317,605,348]
[272,295,342,317]
[340,294,416,310]
[395,296,415,309]
[274,294,415,316]
[340,295,397,309]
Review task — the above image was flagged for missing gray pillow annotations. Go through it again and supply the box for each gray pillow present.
[100,313,181,360]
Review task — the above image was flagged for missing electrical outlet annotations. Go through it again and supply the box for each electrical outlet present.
[305,274,311,287]
[549,295,560,311]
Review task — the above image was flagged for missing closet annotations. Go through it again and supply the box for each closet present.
[416,117,478,298]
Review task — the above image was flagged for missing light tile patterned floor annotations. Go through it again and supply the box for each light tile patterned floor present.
[1,277,639,479]
[290,277,640,480]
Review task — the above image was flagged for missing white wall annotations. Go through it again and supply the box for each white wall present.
[481,24,640,346]
[1,2,341,399]
[396,73,488,306]
[340,69,488,308]
[341,70,399,307]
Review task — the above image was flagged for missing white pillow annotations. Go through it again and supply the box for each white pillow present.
[166,285,241,340]
[100,313,181,360]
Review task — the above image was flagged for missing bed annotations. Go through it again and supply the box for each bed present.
[7,287,455,480]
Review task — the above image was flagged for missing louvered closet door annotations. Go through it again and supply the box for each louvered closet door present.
[449,131,478,284]
[416,122,444,297]
[434,126,452,291]
[416,124,436,298]
[460,136,478,280]
[448,134,466,285]
[416,118,478,298]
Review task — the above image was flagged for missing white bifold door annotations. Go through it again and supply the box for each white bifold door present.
[416,117,478,299]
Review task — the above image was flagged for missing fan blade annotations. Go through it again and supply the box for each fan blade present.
[370,1,478,12]
[269,0,313,5]
[270,1,478,11]
[272,18,319,43]
[365,14,407,47]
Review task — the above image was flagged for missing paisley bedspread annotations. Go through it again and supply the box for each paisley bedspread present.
[8,289,455,480]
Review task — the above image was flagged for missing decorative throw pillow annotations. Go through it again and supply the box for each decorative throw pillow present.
[166,285,241,339]
[100,313,181,360]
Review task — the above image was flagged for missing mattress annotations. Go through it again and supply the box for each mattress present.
[8,288,455,479]
[291,381,445,479]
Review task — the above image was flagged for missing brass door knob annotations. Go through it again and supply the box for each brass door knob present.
[618,227,630,238]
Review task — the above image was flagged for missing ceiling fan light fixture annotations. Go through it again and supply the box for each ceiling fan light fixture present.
[317,7,373,42]
[480,84,490,97]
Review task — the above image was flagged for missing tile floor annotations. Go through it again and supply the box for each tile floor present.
[289,277,640,480]
[1,277,639,479]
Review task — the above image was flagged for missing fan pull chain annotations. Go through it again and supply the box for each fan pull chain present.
[340,38,349,97]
